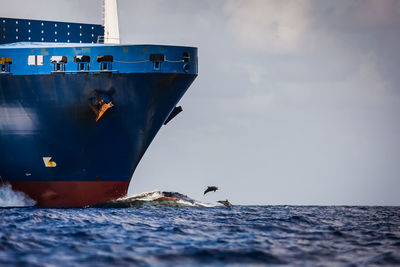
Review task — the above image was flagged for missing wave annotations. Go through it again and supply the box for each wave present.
[0,184,36,207]
[93,190,217,208]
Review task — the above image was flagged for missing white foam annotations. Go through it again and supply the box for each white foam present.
[0,184,36,207]
[118,190,165,202]
[122,190,218,207]
[176,199,196,206]
[194,201,218,208]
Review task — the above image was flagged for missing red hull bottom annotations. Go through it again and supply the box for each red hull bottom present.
[9,181,130,207]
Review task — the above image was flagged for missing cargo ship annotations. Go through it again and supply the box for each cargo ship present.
[0,0,198,207]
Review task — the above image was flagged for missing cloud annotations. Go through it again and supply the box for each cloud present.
[355,0,400,28]
[223,0,310,53]
[223,0,400,55]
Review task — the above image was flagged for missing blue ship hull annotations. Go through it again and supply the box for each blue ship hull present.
[0,43,198,206]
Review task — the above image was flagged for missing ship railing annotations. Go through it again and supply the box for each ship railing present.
[51,70,119,74]
[97,36,104,43]
[96,36,120,44]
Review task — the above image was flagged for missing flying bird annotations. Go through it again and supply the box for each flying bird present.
[204,186,218,195]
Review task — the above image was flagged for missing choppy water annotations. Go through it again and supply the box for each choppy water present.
[1,191,400,266]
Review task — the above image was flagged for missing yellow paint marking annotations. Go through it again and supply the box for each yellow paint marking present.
[43,157,57,167]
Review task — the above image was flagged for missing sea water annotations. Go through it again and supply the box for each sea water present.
[1,192,400,266]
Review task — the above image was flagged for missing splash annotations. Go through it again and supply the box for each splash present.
[93,190,217,208]
[0,184,36,207]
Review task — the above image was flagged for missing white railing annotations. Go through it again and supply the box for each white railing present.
[97,36,120,44]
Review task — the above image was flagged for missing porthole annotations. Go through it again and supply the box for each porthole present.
[183,63,189,73]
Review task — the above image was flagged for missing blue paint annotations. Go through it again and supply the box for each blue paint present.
[0,37,198,185]
[0,43,197,75]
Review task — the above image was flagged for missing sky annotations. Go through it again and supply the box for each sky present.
[1,0,400,205]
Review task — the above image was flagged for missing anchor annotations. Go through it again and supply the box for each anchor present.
[88,91,114,122]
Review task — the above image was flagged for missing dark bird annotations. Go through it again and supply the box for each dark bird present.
[204,186,218,195]
[218,199,233,207]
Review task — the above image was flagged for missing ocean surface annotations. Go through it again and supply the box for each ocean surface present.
[1,190,400,266]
